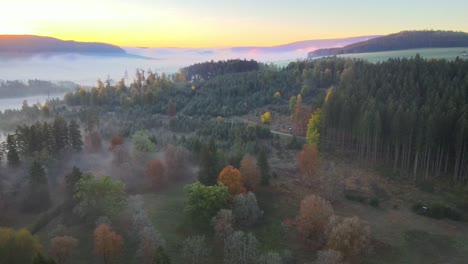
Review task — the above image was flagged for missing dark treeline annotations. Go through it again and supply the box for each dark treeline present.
[309,30,468,57]
[3,117,83,165]
[0,79,75,98]
[322,55,468,184]
[180,59,260,81]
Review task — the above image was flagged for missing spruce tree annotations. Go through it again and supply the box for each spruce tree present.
[257,149,270,186]
[6,134,20,167]
[23,161,51,212]
[69,120,83,152]
[198,139,220,186]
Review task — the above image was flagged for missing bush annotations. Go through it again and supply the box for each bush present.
[369,198,380,208]
[411,203,462,221]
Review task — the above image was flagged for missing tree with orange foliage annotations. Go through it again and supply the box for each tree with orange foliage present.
[239,156,261,191]
[50,236,77,264]
[94,224,123,264]
[217,166,246,195]
[297,195,334,241]
[146,159,167,190]
[297,144,320,184]
[109,136,124,151]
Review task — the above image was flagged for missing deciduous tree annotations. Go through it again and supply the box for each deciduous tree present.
[297,195,334,241]
[218,165,246,195]
[94,224,123,264]
[326,216,370,263]
[74,175,127,222]
[211,209,234,240]
[307,108,322,145]
[146,159,167,190]
[239,156,261,191]
[224,231,258,264]
[297,144,320,184]
[182,235,210,264]
[184,182,229,222]
[0,228,42,264]
[232,192,263,227]
[50,236,77,264]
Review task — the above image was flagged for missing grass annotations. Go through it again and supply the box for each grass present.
[337,47,468,63]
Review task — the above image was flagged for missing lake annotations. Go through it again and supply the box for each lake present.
[0,93,66,112]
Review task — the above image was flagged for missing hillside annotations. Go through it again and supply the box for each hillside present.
[231,35,380,53]
[308,30,468,57]
[0,35,126,54]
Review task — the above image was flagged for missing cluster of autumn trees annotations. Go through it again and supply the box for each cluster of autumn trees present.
[296,194,370,264]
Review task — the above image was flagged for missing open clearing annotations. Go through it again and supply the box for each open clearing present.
[337,47,468,62]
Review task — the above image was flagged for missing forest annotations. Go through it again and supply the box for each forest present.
[308,30,468,57]
[1,57,468,264]
[0,79,74,98]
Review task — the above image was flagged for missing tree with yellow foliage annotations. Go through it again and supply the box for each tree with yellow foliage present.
[0,228,42,264]
[217,166,246,195]
[260,112,271,124]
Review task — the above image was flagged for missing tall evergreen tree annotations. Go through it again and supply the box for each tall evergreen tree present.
[53,117,69,152]
[257,149,270,186]
[68,120,83,152]
[198,139,221,186]
[65,166,83,207]
[23,161,51,212]
[6,134,20,167]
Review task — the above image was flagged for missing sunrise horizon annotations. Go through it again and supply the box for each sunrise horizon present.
[2,0,467,48]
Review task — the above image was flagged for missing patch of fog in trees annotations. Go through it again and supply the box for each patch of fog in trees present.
[0,93,67,112]
[0,48,305,86]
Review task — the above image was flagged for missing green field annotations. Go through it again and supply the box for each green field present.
[337,47,468,62]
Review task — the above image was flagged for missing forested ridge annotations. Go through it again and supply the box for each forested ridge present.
[308,30,468,57]
[0,79,74,98]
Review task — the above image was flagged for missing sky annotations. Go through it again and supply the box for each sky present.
[1,0,467,48]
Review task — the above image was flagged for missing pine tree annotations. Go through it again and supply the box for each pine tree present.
[198,139,221,186]
[6,134,20,167]
[69,120,83,152]
[53,117,69,152]
[257,149,270,186]
[23,161,51,212]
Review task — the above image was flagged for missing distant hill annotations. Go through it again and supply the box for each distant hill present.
[0,35,126,54]
[231,36,381,53]
[308,30,468,58]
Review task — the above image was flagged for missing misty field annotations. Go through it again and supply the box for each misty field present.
[337,47,468,62]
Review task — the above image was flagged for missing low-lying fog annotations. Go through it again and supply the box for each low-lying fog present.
[0,47,307,86]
